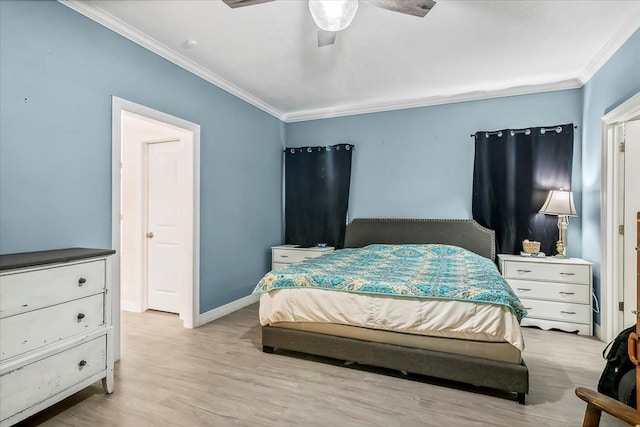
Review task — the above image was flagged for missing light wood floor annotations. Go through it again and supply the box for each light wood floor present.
[17,304,626,427]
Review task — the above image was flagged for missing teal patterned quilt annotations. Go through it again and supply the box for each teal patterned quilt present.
[254,244,527,322]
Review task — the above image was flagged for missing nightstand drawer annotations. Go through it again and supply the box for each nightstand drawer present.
[272,249,326,264]
[503,261,590,284]
[507,279,589,304]
[520,299,590,324]
[272,262,289,270]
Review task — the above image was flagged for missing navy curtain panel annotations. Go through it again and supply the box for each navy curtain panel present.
[472,124,574,256]
[285,144,353,249]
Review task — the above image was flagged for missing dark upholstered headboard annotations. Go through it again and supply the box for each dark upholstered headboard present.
[343,218,496,261]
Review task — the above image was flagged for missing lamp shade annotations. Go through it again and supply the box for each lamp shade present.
[539,190,577,216]
[309,0,359,32]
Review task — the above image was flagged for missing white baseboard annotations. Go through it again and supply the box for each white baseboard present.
[196,293,260,327]
[594,323,603,342]
[120,300,143,313]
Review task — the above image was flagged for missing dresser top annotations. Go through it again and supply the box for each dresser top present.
[0,248,116,271]
[497,253,592,265]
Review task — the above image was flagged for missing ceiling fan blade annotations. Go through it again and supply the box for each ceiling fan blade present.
[221,0,275,8]
[365,0,436,18]
[318,29,337,47]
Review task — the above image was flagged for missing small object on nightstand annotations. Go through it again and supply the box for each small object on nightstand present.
[522,239,541,254]
[317,243,327,248]
[520,251,546,257]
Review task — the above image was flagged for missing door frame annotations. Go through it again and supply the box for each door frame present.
[601,91,640,343]
[112,96,201,359]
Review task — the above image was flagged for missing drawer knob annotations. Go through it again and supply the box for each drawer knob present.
[78,360,87,368]
[524,307,533,310]
[516,269,532,273]
[78,277,87,286]
[516,288,531,292]
[559,272,575,276]
[77,313,85,321]
[560,311,576,315]
[280,255,289,258]
[559,291,575,295]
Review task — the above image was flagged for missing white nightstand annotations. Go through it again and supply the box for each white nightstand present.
[271,245,335,270]
[498,254,593,335]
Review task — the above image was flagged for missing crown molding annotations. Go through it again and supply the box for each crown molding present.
[58,0,639,125]
[59,0,286,121]
[283,79,583,123]
[576,8,640,84]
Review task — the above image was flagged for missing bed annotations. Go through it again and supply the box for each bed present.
[255,218,529,403]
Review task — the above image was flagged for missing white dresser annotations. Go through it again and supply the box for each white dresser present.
[0,248,115,426]
[498,254,593,335]
[271,245,335,270]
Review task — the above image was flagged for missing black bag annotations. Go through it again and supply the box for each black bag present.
[598,324,636,406]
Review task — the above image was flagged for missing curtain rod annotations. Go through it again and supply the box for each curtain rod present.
[469,125,578,138]
[284,144,354,153]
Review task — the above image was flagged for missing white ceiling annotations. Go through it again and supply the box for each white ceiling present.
[65,0,640,122]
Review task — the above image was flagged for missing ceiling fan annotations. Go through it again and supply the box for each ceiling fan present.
[222,0,436,47]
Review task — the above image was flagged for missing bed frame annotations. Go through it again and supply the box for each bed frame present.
[261,218,529,404]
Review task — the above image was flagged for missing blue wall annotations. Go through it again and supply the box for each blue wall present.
[581,28,640,325]
[286,90,584,255]
[0,0,284,312]
[286,28,640,327]
[2,0,638,322]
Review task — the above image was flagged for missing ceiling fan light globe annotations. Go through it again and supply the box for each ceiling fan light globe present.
[308,0,359,32]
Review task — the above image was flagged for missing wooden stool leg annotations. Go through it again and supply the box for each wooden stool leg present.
[582,403,602,427]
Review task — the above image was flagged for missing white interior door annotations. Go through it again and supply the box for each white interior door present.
[623,119,640,327]
[145,139,185,313]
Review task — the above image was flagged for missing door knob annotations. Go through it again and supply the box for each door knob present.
[146,232,154,238]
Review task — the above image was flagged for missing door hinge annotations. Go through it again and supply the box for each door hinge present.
[620,141,626,152]
[619,301,625,312]
[619,224,625,235]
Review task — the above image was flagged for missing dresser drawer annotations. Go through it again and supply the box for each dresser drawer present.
[272,249,326,264]
[0,335,106,420]
[503,261,590,284]
[507,279,589,304]
[520,298,590,324]
[0,294,104,361]
[0,260,105,318]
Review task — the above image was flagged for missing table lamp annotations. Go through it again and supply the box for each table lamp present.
[539,189,577,258]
